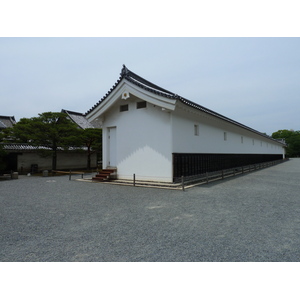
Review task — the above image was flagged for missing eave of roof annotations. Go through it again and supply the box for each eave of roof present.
[86,65,285,146]
[62,109,94,129]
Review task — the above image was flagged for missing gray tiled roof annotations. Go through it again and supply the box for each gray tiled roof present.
[0,120,6,129]
[61,109,95,129]
[0,116,16,128]
[2,143,88,152]
[86,65,285,145]
[2,144,50,151]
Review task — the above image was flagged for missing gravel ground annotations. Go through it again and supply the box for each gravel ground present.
[1,159,300,262]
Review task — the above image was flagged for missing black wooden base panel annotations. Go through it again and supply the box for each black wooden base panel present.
[173,153,283,179]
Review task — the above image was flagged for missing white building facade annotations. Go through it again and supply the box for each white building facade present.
[86,65,285,182]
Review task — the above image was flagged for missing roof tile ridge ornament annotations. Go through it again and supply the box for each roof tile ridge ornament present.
[121,64,129,77]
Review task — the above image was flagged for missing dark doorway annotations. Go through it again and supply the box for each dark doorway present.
[4,153,18,172]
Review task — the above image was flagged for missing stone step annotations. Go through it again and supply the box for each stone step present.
[92,169,116,181]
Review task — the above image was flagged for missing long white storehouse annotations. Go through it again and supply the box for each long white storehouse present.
[86,65,286,182]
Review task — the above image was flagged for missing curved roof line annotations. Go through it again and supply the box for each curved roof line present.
[85,65,178,116]
[85,65,285,145]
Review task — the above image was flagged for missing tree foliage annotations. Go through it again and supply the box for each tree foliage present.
[3,112,81,170]
[78,128,102,169]
[272,129,300,157]
[2,112,103,171]
[0,131,7,172]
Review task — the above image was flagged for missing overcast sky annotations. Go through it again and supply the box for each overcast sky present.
[1,37,299,135]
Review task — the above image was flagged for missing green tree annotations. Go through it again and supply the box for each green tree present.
[79,128,102,169]
[272,129,300,157]
[3,112,81,170]
[0,131,7,173]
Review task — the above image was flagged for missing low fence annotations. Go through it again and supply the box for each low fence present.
[175,158,289,190]
[51,170,86,180]
[96,159,288,190]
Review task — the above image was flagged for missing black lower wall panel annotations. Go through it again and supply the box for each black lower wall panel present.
[173,153,283,179]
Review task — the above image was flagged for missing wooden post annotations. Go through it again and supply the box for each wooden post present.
[181,176,185,191]
[133,173,136,186]
[69,170,71,180]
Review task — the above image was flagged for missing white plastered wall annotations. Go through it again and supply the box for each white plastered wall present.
[102,96,173,182]
[172,106,285,156]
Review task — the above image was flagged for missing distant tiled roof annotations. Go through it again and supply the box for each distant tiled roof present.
[61,109,95,129]
[2,143,88,152]
[2,144,50,151]
[0,116,16,128]
[86,65,285,145]
[0,120,6,129]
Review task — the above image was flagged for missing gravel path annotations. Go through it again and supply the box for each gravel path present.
[1,159,300,261]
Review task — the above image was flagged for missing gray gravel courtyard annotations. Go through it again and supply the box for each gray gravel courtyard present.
[1,158,300,262]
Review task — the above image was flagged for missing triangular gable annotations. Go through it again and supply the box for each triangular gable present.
[85,67,177,122]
